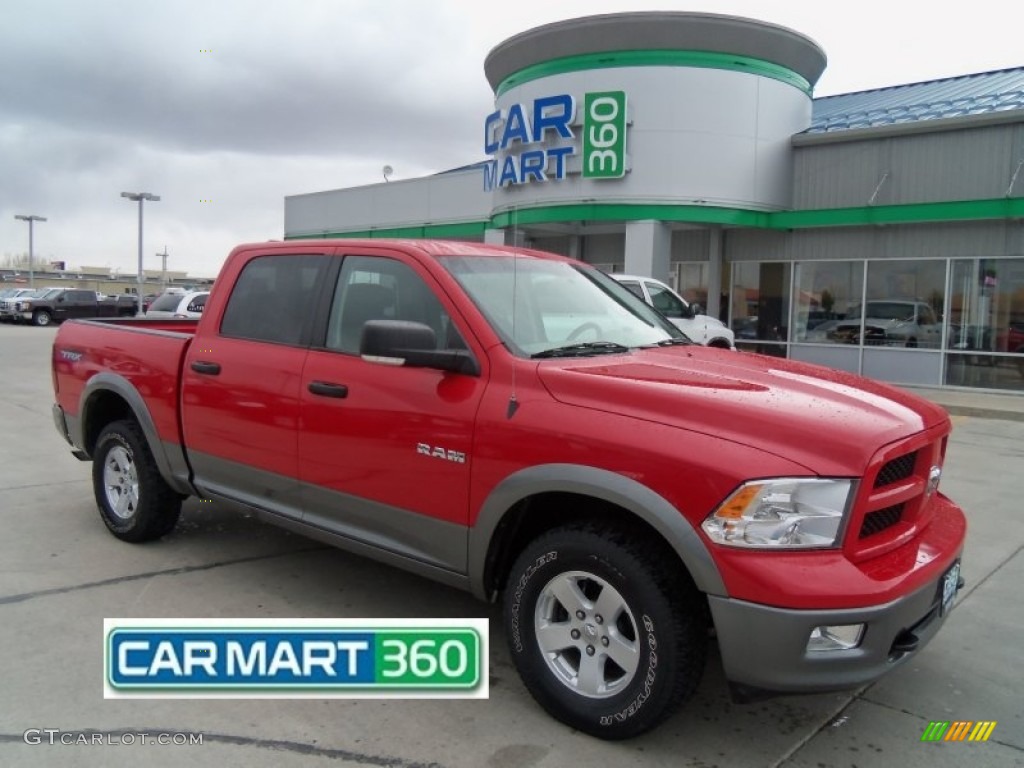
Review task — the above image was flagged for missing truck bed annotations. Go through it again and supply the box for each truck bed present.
[52,317,198,455]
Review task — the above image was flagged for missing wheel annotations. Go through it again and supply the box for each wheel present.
[92,420,182,542]
[504,524,706,739]
[567,321,602,341]
[905,337,918,348]
[33,310,52,326]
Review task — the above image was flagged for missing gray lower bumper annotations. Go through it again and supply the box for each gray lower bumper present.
[52,403,88,459]
[709,563,961,695]
[52,403,72,445]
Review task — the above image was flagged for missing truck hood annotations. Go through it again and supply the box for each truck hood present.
[535,347,948,475]
[839,317,909,331]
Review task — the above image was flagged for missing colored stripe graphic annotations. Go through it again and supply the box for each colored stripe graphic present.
[969,722,997,742]
[945,721,972,741]
[921,720,997,742]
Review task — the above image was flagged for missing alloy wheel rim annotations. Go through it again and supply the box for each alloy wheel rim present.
[534,569,640,698]
[103,445,139,520]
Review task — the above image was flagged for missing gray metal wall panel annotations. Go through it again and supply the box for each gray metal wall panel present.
[584,233,627,265]
[793,123,1024,209]
[670,229,711,260]
[793,142,889,209]
[284,170,490,236]
[531,236,571,255]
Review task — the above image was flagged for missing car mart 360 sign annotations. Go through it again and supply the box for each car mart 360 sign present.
[483,91,628,190]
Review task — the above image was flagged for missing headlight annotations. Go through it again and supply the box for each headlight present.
[17,301,31,310]
[701,478,853,549]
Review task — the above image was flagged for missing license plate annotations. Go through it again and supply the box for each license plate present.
[940,561,961,617]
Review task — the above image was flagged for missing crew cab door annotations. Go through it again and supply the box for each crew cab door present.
[298,250,486,574]
[181,250,332,518]
[55,290,95,320]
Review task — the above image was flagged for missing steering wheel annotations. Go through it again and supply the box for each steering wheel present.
[566,321,602,341]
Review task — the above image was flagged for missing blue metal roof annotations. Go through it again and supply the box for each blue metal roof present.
[809,66,1024,133]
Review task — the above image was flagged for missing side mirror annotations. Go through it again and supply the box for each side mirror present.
[57,296,65,303]
[360,320,480,376]
[690,303,703,317]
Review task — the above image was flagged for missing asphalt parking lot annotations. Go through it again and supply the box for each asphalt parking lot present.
[0,322,1021,768]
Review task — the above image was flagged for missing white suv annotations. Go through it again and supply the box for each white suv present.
[611,274,735,348]
[145,290,209,319]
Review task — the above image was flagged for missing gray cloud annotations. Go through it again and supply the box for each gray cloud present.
[2,0,1020,274]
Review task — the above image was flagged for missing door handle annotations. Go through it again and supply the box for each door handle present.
[190,360,221,375]
[308,381,348,398]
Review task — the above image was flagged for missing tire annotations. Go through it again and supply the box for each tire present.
[504,524,707,739]
[33,310,52,327]
[905,337,918,348]
[92,420,182,542]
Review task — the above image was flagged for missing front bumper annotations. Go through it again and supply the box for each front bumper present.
[709,559,963,696]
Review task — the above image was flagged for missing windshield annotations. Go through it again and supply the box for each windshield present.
[440,255,684,357]
[849,302,917,322]
[149,292,186,312]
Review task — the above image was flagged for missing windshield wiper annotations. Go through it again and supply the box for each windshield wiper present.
[531,341,630,359]
[641,337,694,348]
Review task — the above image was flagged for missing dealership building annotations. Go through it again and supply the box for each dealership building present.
[284,12,1024,393]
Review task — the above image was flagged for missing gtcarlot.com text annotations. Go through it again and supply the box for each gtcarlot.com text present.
[23,729,203,746]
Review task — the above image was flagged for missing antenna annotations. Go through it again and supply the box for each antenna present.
[382,165,393,183]
[506,204,520,419]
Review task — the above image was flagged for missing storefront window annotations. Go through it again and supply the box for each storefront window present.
[731,262,790,354]
[792,261,863,343]
[945,258,1024,392]
[852,260,945,349]
[675,262,708,306]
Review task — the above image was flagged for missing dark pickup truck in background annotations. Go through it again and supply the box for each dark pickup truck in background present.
[13,288,138,326]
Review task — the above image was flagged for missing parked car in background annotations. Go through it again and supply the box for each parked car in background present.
[610,274,735,348]
[13,288,138,326]
[145,290,209,319]
[0,288,45,321]
[831,300,941,348]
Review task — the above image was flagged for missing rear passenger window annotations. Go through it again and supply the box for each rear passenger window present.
[325,256,461,354]
[221,255,327,345]
[186,294,208,314]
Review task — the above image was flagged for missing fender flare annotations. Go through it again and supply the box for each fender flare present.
[467,463,726,600]
[77,372,193,495]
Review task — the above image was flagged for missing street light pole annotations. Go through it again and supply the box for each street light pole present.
[157,247,169,288]
[121,192,160,316]
[13,214,47,289]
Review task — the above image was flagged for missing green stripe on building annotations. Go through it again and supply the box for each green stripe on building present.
[495,50,812,97]
[286,196,1024,241]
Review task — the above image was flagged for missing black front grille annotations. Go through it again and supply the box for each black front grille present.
[860,503,905,538]
[875,452,917,488]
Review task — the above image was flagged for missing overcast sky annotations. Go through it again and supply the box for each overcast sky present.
[1,0,1021,277]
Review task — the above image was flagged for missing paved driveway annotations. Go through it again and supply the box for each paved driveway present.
[0,323,1020,767]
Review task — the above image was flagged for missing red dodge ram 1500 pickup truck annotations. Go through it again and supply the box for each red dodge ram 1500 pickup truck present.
[52,239,966,739]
